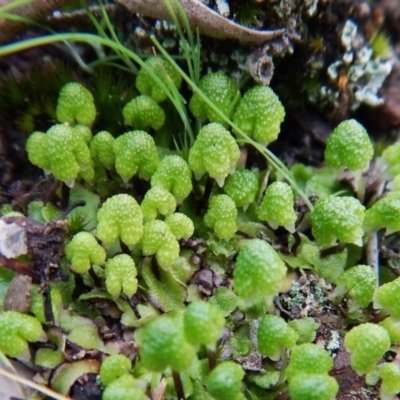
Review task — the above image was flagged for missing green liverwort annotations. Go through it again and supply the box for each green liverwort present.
[100,354,132,386]
[223,169,259,209]
[345,323,391,374]
[364,191,400,234]
[105,254,138,299]
[334,265,376,311]
[257,315,298,359]
[311,195,365,247]
[204,194,237,240]
[183,301,225,349]
[189,72,240,124]
[233,85,285,145]
[122,95,165,131]
[188,123,240,187]
[65,232,106,274]
[89,131,115,170]
[258,181,297,232]
[0,311,46,358]
[324,119,373,171]
[206,361,245,400]
[96,194,143,246]
[113,130,159,182]
[139,314,195,372]
[140,186,177,222]
[376,277,400,319]
[142,220,180,269]
[136,56,182,103]
[151,155,193,203]
[233,238,287,300]
[165,213,194,240]
[56,82,96,126]
[26,124,94,187]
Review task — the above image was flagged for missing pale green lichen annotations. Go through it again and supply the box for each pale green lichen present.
[376,277,400,320]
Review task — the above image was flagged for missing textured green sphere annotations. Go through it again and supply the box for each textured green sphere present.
[325,119,373,170]
[233,238,286,299]
[183,301,225,346]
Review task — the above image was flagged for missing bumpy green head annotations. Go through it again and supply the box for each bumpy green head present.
[0,311,46,358]
[376,277,400,320]
[334,265,376,310]
[90,131,115,170]
[364,191,400,234]
[105,254,138,299]
[189,72,240,124]
[258,181,297,232]
[142,220,180,269]
[151,155,193,203]
[139,315,195,372]
[233,238,287,300]
[311,195,365,247]
[206,361,245,400]
[114,130,159,182]
[100,354,131,386]
[223,169,259,209]
[26,124,94,187]
[165,213,194,240]
[188,123,240,187]
[96,194,143,246]
[56,82,96,126]
[345,323,391,374]
[233,85,285,145]
[65,232,106,274]
[102,374,147,400]
[288,373,339,400]
[183,301,225,348]
[136,56,182,103]
[204,194,237,240]
[257,315,298,359]
[324,119,373,171]
[123,95,165,131]
[140,186,177,222]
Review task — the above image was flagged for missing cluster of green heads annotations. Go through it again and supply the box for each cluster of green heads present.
[2,54,400,400]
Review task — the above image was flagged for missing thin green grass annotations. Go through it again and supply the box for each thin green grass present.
[0,0,312,210]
